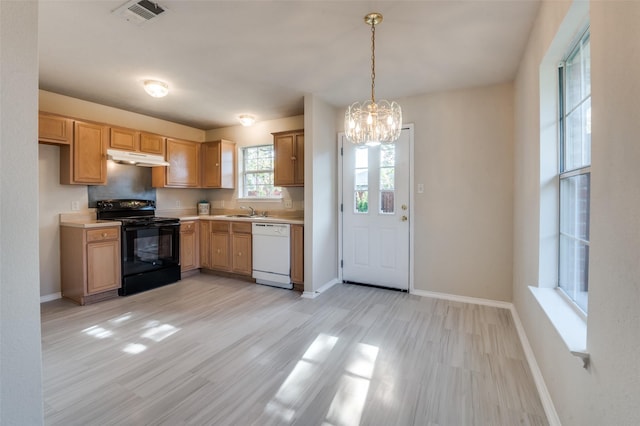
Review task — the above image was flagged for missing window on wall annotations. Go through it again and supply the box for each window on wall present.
[558,27,591,313]
[242,145,282,198]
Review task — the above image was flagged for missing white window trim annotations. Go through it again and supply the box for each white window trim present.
[239,144,282,200]
[536,0,590,367]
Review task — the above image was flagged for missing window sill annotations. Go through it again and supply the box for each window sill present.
[528,286,590,368]
[237,198,283,202]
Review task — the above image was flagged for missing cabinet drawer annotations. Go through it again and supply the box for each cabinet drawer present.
[86,228,119,242]
[181,221,196,232]
[231,222,252,234]
[210,221,230,233]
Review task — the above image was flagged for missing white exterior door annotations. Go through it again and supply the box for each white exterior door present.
[341,128,411,290]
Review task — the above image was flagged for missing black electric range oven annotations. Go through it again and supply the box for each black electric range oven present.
[96,199,180,296]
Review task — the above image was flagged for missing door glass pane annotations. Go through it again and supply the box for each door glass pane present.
[354,147,368,214]
[355,191,368,213]
[379,144,395,214]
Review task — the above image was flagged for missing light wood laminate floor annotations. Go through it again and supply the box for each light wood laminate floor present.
[41,274,548,426]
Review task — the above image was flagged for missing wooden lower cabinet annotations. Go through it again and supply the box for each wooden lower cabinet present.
[231,225,252,275]
[202,220,252,276]
[291,224,304,289]
[199,221,211,269]
[180,221,199,272]
[60,225,121,305]
[211,231,231,270]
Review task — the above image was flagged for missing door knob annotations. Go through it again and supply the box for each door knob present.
[401,204,408,211]
[401,215,408,222]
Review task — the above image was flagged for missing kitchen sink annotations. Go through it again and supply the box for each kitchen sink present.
[225,214,253,218]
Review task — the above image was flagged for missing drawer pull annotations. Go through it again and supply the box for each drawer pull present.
[102,232,108,238]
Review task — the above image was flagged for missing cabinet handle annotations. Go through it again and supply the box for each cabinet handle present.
[238,252,242,256]
[217,249,221,254]
[291,156,296,161]
[102,232,108,237]
[215,163,219,166]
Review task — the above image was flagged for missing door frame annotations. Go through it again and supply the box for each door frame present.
[337,124,415,293]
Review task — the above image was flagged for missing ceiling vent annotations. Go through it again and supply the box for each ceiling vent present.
[112,0,167,25]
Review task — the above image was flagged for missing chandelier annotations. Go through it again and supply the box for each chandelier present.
[345,12,402,146]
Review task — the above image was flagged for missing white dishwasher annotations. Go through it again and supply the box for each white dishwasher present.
[252,223,292,289]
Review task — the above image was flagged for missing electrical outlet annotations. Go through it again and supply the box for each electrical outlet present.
[175,200,181,208]
[71,201,80,211]
[284,199,293,209]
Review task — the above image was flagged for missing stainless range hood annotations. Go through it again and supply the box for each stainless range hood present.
[107,149,169,167]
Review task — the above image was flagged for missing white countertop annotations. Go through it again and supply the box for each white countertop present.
[181,215,304,225]
[59,219,122,229]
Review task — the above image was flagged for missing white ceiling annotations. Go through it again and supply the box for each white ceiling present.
[38,0,540,130]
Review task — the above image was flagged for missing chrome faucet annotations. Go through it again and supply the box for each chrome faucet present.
[240,206,256,216]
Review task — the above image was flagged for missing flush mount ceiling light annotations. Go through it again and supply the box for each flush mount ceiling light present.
[143,80,169,98]
[345,12,402,146]
[238,114,256,127]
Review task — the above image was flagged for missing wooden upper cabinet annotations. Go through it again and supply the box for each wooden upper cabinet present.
[60,120,108,185]
[139,132,165,155]
[273,129,304,186]
[39,113,73,145]
[201,139,236,189]
[110,127,138,151]
[153,138,200,188]
[110,128,165,156]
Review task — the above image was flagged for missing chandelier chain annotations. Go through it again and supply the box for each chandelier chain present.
[370,21,376,103]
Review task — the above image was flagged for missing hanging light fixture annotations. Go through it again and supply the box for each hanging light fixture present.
[345,12,402,146]
[143,80,169,98]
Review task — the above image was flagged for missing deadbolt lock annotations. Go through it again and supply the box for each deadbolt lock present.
[401,204,408,210]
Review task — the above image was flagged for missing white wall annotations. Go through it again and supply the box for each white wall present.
[0,1,44,423]
[304,95,339,293]
[514,1,640,424]
[39,144,89,298]
[205,116,305,213]
[401,83,515,301]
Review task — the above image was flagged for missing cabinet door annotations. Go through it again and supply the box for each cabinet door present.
[39,113,73,145]
[211,232,230,270]
[232,233,252,275]
[294,133,304,184]
[140,132,165,155]
[201,141,222,188]
[110,127,138,151]
[274,133,296,186]
[165,139,200,187]
[202,140,236,189]
[180,221,198,272]
[291,224,304,284]
[199,221,211,269]
[86,240,120,294]
[73,121,107,184]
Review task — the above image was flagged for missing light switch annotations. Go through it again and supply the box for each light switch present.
[417,183,424,194]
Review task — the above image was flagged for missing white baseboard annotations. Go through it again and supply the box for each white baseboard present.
[411,288,559,425]
[40,292,61,303]
[300,278,341,299]
[509,305,561,426]
[410,288,512,310]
